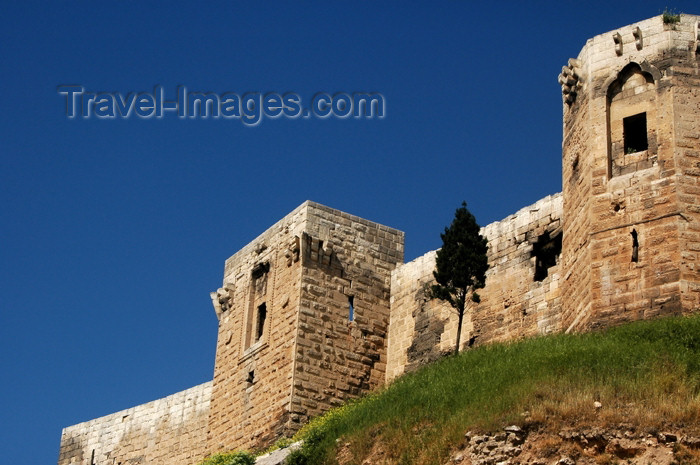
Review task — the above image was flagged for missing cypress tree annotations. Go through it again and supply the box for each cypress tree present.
[430,202,489,354]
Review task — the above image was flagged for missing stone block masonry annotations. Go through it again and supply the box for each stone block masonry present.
[561,14,700,332]
[58,382,211,465]
[58,13,700,465]
[206,201,404,452]
[387,194,563,382]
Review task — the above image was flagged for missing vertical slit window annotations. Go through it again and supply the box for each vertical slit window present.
[348,296,354,322]
[255,303,266,341]
[631,229,639,262]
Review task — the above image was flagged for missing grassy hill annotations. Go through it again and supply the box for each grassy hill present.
[284,315,700,465]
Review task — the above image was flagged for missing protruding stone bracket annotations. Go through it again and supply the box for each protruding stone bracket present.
[285,235,300,266]
[613,32,623,56]
[321,241,333,265]
[558,58,582,105]
[211,284,235,320]
[303,232,334,265]
[633,27,643,50]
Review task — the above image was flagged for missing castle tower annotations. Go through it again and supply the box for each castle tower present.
[560,14,700,331]
[56,15,700,465]
[206,201,404,451]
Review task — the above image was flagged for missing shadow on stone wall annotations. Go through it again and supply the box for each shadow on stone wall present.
[406,283,448,372]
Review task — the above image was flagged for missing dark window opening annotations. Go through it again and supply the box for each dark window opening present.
[247,370,255,384]
[631,229,639,262]
[255,303,266,341]
[532,231,563,282]
[623,113,648,154]
[251,262,270,279]
[348,295,355,322]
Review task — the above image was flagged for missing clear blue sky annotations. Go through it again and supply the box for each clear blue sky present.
[1,2,695,464]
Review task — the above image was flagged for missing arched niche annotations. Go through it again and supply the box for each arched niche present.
[606,63,658,178]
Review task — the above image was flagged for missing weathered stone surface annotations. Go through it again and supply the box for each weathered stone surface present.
[387,194,564,381]
[561,14,700,334]
[57,14,700,465]
[387,13,700,382]
[460,426,527,465]
[208,201,404,452]
[255,442,301,465]
[58,382,211,465]
[449,426,690,465]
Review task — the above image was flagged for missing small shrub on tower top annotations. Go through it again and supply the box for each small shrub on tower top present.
[662,8,680,24]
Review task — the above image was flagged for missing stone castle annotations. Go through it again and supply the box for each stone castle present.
[58,14,700,465]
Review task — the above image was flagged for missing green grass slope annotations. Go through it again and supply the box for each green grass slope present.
[286,315,700,465]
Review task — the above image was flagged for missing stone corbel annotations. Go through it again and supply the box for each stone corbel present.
[613,32,623,56]
[321,241,333,265]
[633,27,643,50]
[285,235,301,266]
[210,284,234,320]
[302,232,334,264]
[558,58,581,105]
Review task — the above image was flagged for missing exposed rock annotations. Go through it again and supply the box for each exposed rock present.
[459,426,526,465]
[506,433,525,446]
[446,426,690,465]
[255,442,301,465]
[682,436,700,449]
[605,438,643,459]
[504,425,523,435]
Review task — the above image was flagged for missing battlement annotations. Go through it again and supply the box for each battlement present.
[581,14,699,74]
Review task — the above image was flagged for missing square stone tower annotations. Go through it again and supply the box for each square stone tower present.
[206,201,404,451]
[560,14,700,331]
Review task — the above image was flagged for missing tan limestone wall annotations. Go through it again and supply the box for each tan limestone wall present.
[475,194,563,343]
[560,32,594,333]
[58,382,211,465]
[386,250,454,382]
[673,46,700,311]
[387,194,563,382]
[58,16,700,464]
[290,203,404,429]
[207,202,404,451]
[207,204,307,452]
[562,14,700,331]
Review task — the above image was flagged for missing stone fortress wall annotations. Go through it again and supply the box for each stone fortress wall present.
[559,13,700,333]
[206,201,404,452]
[58,13,700,465]
[58,382,212,465]
[386,194,563,382]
